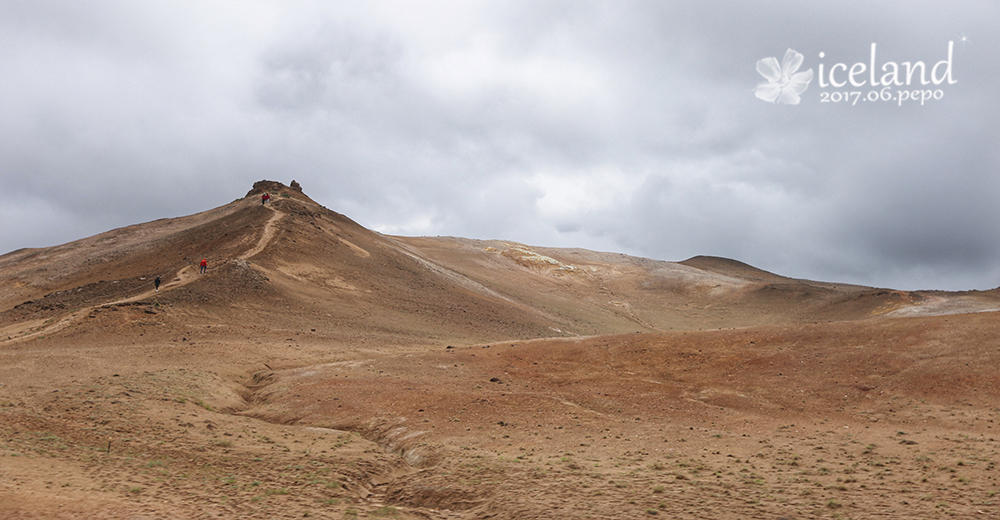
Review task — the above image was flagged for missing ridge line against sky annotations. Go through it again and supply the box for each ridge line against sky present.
[1,1,998,291]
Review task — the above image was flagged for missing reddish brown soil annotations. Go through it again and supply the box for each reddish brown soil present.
[2,181,1000,519]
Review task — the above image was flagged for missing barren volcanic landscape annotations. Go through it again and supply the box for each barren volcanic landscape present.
[3,180,1000,519]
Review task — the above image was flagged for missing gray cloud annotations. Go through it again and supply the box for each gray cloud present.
[1,1,997,291]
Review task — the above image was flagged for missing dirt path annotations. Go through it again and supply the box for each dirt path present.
[240,204,283,260]
[1,206,286,345]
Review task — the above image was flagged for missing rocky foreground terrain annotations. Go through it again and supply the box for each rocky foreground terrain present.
[2,181,1000,519]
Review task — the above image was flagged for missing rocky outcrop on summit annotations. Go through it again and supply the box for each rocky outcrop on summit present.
[245,179,314,202]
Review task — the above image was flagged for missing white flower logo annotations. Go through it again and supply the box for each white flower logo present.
[754,49,814,105]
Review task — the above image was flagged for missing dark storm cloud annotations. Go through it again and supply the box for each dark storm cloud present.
[1,1,997,290]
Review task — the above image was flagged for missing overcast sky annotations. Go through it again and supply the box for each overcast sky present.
[2,1,998,291]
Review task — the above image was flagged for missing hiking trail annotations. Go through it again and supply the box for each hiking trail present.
[1,204,285,344]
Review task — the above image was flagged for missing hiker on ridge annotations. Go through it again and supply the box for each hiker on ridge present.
[262,192,270,205]
[200,258,208,274]
[154,276,161,292]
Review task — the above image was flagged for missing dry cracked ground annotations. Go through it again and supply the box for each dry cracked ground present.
[2,181,1000,519]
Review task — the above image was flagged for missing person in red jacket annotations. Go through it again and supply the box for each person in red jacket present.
[262,192,270,205]
[200,258,208,274]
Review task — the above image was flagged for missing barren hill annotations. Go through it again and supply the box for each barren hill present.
[2,181,1000,519]
[5,180,988,345]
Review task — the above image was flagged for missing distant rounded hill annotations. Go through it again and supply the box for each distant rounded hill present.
[680,255,785,282]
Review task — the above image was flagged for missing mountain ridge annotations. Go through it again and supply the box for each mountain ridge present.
[4,180,1000,347]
